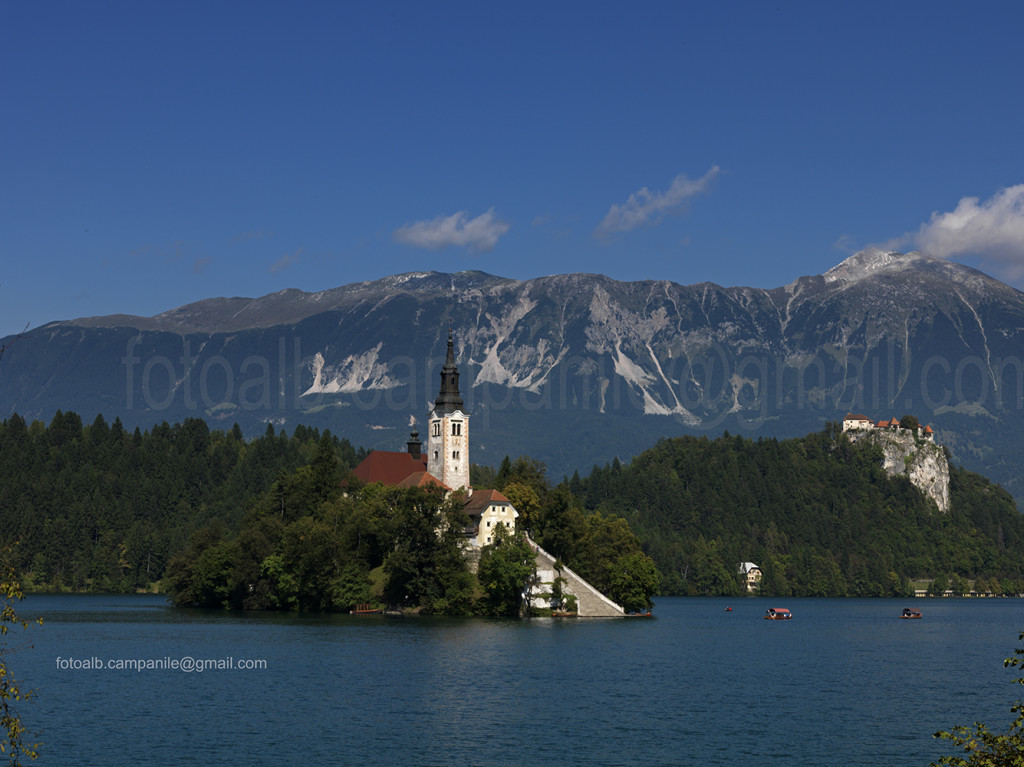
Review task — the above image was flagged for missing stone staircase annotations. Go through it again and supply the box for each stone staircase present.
[527,537,624,617]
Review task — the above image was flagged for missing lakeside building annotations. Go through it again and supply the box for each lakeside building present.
[738,562,762,592]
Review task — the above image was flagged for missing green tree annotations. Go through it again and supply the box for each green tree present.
[328,562,372,612]
[310,431,340,504]
[469,463,497,489]
[550,571,567,611]
[258,554,298,610]
[501,481,541,529]
[607,551,660,612]
[494,455,513,488]
[165,523,236,608]
[532,487,586,564]
[496,456,549,497]
[572,512,651,596]
[381,487,472,612]
[900,414,921,431]
[930,573,950,596]
[476,523,536,617]
[933,630,1024,765]
[1,545,41,765]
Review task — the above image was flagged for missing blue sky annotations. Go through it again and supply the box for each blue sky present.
[3,2,1023,339]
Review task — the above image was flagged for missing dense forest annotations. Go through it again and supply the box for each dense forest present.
[0,411,364,592]
[0,411,657,614]
[3,410,1023,605]
[570,425,1024,597]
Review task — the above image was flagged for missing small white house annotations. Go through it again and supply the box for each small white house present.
[738,562,762,592]
[464,489,519,547]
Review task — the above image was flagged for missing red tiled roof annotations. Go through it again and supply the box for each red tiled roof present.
[352,450,429,486]
[924,425,933,433]
[845,413,871,421]
[464,488,513,514]
[397,471,450,490]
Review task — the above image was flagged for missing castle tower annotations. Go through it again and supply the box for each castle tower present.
[427,328,469,492]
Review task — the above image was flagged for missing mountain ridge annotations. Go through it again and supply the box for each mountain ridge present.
[4,250,1024,504]
[49,250,1024,337]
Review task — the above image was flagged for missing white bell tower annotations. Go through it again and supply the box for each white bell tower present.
[427,328,469,492]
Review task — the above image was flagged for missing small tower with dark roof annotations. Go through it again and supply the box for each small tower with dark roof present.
[427,327,469,492]
[406,430,422,460]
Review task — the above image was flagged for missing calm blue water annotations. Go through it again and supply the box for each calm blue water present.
[9,595,1024,766]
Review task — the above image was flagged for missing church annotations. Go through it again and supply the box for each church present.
[351,328,626,617]
[351,328,519,548]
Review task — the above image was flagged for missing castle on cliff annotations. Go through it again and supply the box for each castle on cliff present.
[842,413,949,512]
[842,413,935,442]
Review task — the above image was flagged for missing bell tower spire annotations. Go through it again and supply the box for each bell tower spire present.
[433,325,464,415]
[427,325,469,491]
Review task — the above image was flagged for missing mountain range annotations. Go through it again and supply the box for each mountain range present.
[3,248,1024,504]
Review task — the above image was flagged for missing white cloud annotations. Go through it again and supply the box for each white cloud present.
[832,234,859,254]
[911,185,1024,271]
[270,248,301,274]
[595,166,720,237]
[393,209,510,252]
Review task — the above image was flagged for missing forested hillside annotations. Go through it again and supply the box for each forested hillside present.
[570,425,1024,596]
[0,411,362,591]
[4,410,1021,602]
[0,411,658,613]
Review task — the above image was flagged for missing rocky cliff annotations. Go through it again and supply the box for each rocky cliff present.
[847,428,951,512]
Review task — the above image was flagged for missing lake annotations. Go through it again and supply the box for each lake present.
[10,595,1024,766]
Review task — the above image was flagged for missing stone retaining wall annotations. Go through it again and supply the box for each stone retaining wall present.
[527,537,624,617]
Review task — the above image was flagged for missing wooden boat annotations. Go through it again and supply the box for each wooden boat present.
[764,607,792,620]
[900,608,922,619]
[350,603,383,615]
[551,611,578,618]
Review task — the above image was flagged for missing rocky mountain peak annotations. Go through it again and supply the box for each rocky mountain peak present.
[820,248,1018,303]
[823,249,931,286]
